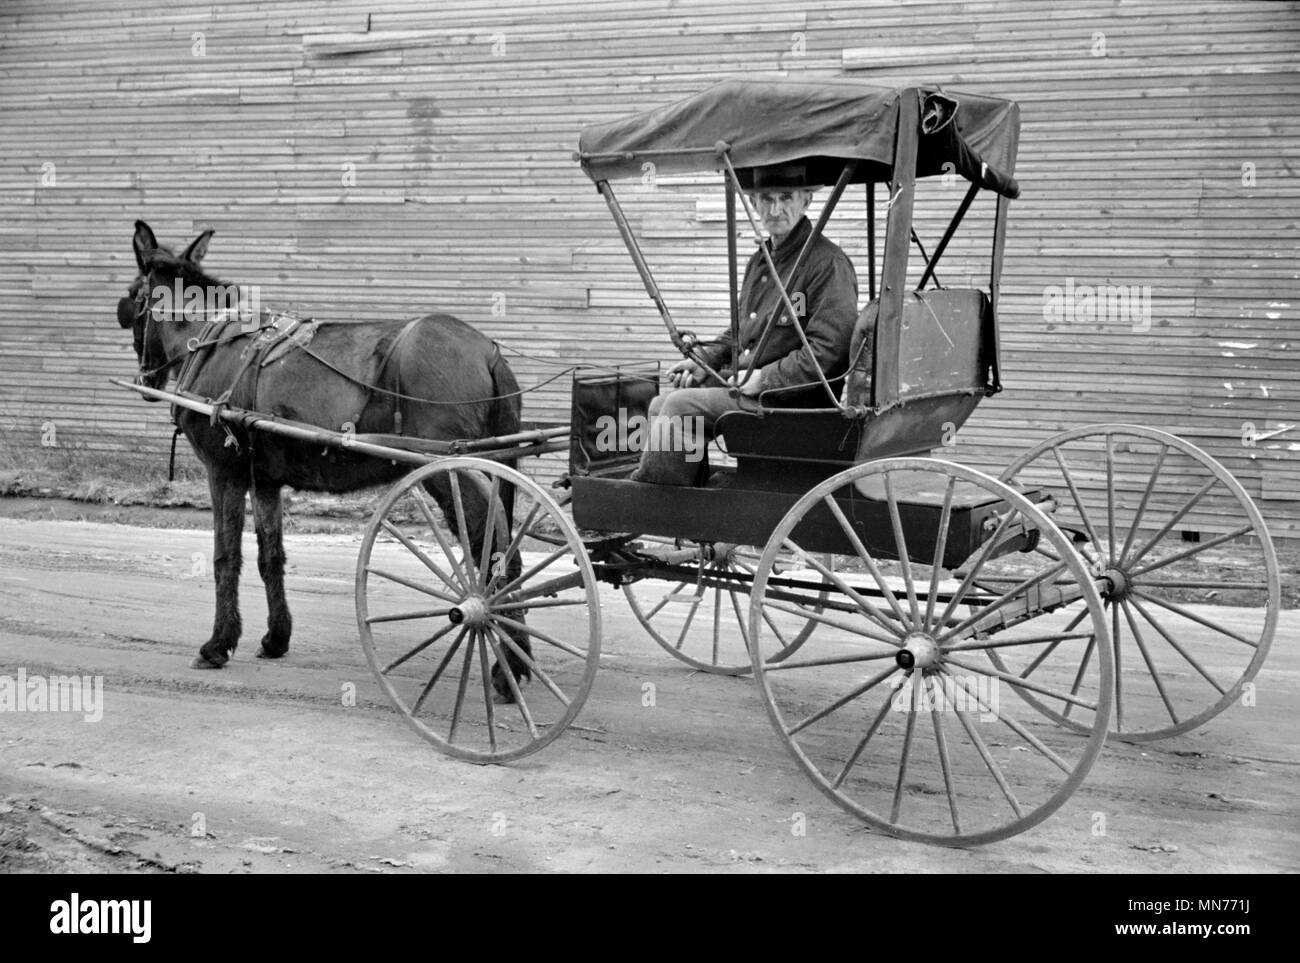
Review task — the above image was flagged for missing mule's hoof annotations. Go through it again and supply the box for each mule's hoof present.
[256,646,288,660]
[191,654,227,670]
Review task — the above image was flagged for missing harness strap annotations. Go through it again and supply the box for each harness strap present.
[207,317,304,426]
[172,312,244,426]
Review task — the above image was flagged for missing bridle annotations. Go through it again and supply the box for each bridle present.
[130,273,270,381]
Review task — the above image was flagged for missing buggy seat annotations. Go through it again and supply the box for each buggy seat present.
[714,288,997,490]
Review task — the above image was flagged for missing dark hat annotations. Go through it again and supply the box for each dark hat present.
[750,162,820,191]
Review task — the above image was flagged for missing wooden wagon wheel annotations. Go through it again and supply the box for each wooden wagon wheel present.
[749,458,1113,845]
[622,537,824,675]
[356,457,601,763]
[998,424,1279,741]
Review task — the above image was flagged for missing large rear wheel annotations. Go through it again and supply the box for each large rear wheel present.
[1000,425,1279,741]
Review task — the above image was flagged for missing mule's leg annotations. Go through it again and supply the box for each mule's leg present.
[251,480,293,659]
[195,469,248,669]
[424,472,532,701]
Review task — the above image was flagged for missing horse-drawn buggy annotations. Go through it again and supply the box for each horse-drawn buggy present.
[116,78,1279,845]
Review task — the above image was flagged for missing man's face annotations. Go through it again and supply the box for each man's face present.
[751,188,812,242]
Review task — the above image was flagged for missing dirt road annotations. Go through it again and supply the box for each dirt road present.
[1,516,1296,873]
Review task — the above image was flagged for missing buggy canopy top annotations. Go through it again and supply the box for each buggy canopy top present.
[578,76,1020,198]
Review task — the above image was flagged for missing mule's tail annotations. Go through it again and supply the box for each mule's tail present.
[487,344,523,530]
[487,344,522,444]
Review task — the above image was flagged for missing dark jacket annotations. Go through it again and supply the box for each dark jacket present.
[699,216,859,406]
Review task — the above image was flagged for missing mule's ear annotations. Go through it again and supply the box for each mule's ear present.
[183,229,215,264]
[133,220,157,272]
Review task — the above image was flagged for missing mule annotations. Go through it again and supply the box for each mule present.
[117,220,533,698]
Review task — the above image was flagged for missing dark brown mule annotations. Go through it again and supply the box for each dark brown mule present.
[117,221,532,698]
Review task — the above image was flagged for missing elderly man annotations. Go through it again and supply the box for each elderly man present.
[629,162,859,486]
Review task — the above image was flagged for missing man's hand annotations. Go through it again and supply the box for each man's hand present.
[731,367,764,398]
[666,358,706,389]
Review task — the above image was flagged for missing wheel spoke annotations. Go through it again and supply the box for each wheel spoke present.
[924,477,957,632]
[377,519,461,595]
[366,564,460,604]
[1130,589,1259,648]
[822,497,911,626]
[831,689,897,790]
[761,605,793,651]
[1120,599,1179,726]
[477,474,503,591]
[1119,442,1170,561]
[1128,524,1253,579]
[412,626,469,714]
[1105,433,1118,564]
[1051,447,1104,550]
[486,545,569,602]
[711,582,723,664]
[927,675,961,834]
[943,654,1099,712]
[787,540,907,639]
[674,588,704,651]
[409,487,472,591]
[943,670,1073,775]
[477,630,497,752]
[366,606,454,624]
[1061,632,1097,721]
[884,472,921,629]
[483,625,539,738]
[944,630,1094,654]
[381,622,459,675]
[1017,607,1092,679]
[764,598,902,646]
[447,471,481,587]
[939,674,1024,818]
[493,614,587,659]
[1125,476,1217,568]
[890,671,922,824]
[496,499,545,582]
[1112,601,1123,732]
[934,508,1020,631]
[766,650,901,671]
[1128,596,1227,694]
[728,586,751,654]
[786,664,899,736]
[446,627,477,742]
[489,624,571,707]
[490,597,588,612]
[1135,578,1269,591]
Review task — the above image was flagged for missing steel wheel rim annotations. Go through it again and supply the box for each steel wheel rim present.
[356,457,601,763]
[749,458,1114,845]
[999,424,1279,741]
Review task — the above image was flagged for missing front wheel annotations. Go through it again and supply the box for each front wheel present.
[749,457,1114,845]
[356,458,601,763]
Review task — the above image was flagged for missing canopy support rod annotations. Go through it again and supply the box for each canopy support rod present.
[721,155,855,409]
[866,181,877,301]
[595,179,727,385]
[918,181,980,291]
[909,228,942,289]
[725,171,740,380]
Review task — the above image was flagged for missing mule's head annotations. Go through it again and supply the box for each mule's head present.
[118,220,216,395]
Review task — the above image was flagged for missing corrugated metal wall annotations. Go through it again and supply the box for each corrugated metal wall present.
[1,1,1297,535]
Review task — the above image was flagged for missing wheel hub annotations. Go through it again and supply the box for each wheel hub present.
[1100,566,1130,601]
[896,632,941,671]
[448,596,490,626]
